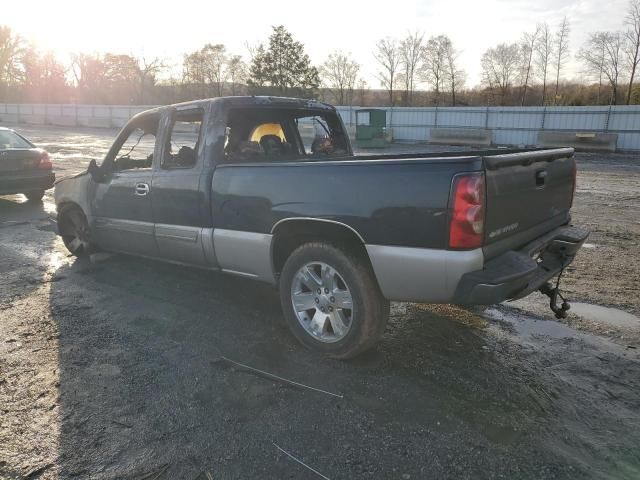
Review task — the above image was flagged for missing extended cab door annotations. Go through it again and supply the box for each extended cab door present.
[91,112,161,256]
[150,107,211,266]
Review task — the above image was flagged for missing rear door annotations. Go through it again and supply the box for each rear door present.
[150,107,210,266]
[482,148,575,259]
[91,114,160,256]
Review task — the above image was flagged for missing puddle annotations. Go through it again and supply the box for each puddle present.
[570,303,640,329]
[482,307,578,340]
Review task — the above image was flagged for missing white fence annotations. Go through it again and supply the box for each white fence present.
[1,103,639,151]
[336,105,640,151]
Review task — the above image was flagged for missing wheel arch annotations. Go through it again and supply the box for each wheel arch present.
[270,218,371,279]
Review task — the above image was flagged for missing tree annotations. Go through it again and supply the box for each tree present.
[581,32,625,104]
[399,31,424,106]
[422,35,449,105]
[441,36,465,106]
[227,55,247,96]
[0,26,25,90]
[481,43,520,105]
[183,49,207,98]
[134,57,165,104]
[71,53,106,103]
[519,26,541,105]
[320,51,359,105]
[373,37,400,106]
[625,0,640,104]
[201,44,228,97]
[248,25,320,96]
[21,49,68,102]
[356,79,367,106]
[553,17,571,104]
[577,32,608,103]
[535,23,553,105]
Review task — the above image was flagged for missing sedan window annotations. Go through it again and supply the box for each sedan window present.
[0,130,32,150]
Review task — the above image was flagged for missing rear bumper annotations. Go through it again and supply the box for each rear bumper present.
[0,171,55,195]
[452,225,590,305]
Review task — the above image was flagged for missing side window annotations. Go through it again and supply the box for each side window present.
[295,115,348,156]
[113,126,157,171]
[163,110,203,169]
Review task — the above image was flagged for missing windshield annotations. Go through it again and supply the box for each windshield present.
[0,130,32,150]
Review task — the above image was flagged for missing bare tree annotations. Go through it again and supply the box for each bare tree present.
[21,49,69,102]
[553,17,571,104]
[625,0,640,104]
[535,23,553,105]
[577,32,608,103]
[227,55,247,96]
[202,44,228,97]
[519,26,541,105]
[374,37,401,106]
[422,35,449,105]
[579,32,625,104]
[481,43,520,105]
[356,79,367,106]
[399,31,424,106]
[71,53,106,103]
[440,36,465,106]
[0,26,25,89]
[136,57,165,104]
[320,51,360,105]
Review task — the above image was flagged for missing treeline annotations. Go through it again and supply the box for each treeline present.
[1,2,639,107]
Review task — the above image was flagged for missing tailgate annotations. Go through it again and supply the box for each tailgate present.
[0,149,42,173]
[482,148,575,259]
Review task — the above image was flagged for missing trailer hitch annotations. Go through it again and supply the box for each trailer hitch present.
[539,270,571,319]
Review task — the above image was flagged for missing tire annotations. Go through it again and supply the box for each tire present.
[279,242,389,359]
[25,190,45,202]
[57,204,94,257]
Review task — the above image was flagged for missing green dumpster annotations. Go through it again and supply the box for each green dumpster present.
[355,109,387,148]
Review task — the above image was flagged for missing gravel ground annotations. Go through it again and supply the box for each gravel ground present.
[1,124,639,479]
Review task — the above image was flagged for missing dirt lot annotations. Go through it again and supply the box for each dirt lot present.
[1,124,639,479]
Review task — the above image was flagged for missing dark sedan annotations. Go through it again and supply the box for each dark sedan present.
[0,127,54,202]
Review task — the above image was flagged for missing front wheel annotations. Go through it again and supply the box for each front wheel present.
[279,242,389,359]
[57,205,94,257]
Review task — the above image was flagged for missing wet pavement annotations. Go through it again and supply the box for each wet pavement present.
[1,124,640,479]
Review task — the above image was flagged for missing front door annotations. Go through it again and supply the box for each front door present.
[92,114,160,256]
[151,107,211,266]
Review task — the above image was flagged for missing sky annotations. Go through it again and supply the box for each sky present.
[3,0,632,87]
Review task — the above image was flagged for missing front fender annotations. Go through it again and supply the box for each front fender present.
[54,172,93,223]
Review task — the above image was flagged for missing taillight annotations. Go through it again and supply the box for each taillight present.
[38,151,52,170]
[449,172,485,249]
[570,161,576,208]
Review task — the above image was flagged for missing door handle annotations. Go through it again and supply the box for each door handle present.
[135,182,150,196]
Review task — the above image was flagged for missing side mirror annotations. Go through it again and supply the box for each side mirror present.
[87,159,103,182]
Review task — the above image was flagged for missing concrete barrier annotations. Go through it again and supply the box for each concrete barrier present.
[429,128,492,147]
[537,131,618,153]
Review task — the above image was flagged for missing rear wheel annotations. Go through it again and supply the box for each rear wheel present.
[279,242,389,359]
[57,205,93,257]
[25,190,45,202]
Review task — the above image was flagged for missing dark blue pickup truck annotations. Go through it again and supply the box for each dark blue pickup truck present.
[54,96,588,358]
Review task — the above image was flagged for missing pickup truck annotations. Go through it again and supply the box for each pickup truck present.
[54,96,589,358]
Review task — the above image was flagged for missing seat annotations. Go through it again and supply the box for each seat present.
[259,135,283,156]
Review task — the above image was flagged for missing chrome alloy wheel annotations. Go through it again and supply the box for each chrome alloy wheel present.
[290,261,354,343]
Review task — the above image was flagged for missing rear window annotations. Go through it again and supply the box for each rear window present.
[0,130,32,149]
